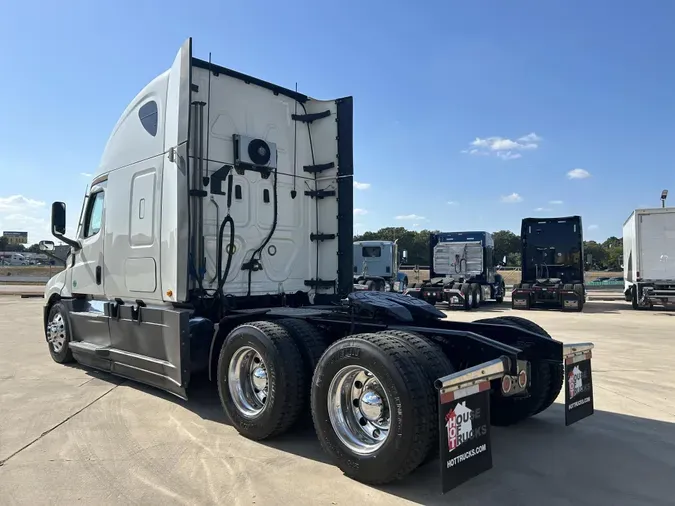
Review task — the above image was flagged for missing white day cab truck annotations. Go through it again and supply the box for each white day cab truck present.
[40,38,596,493]
[352,240,408,292]
[623,207,675,310]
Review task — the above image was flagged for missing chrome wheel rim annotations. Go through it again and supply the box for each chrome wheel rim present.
[47,313,66,353]
[327,365,392,455]
[228,346,269,418]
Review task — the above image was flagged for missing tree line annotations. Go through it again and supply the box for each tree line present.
[354,227,624,271]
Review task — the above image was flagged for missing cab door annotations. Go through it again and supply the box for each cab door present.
[71,182,106,296]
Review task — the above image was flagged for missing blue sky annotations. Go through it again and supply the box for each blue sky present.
[1,0,674,244]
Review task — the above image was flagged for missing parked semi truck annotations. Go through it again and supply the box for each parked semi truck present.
[512,216,586,312]
[353,240,408,292]
[623,207,675,309]
[405,231,506,310]
[40,39,595,491]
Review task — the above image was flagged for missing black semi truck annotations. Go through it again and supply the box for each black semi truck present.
[512,216,586,312]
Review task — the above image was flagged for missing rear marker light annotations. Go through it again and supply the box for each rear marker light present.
[501,375,512,394]
[518,370,528,388]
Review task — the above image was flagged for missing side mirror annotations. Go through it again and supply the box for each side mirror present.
[39,240,55,252]
[502,255,507,265]
[402,250,408,262]
[51,202,67,236]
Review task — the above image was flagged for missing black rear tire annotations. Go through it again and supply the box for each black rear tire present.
[495,282,505,303]
[460,283,471,310]
[471,283,481,308]
[473,316,560,425]
[366,280,375,291]
[275,318,328,422]
[217,321,306,440]
[377,330,456,463]
[311,333,435,485]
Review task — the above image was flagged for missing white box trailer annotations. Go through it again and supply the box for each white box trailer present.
[623,207,675,309]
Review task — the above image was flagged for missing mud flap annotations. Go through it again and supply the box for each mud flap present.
[439,379,493,493]
[561,290,582,312]
[564,345,594,425]
[435,358,508,493]
[436,343,595,493]
[511,289,530,309]
[444,288,466,309]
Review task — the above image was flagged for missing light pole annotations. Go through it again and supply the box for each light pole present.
[661,189,668,208]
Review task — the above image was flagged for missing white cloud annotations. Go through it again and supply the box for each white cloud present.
[0,195,45,212]
[412,223,420,227]
[497,151,522,160]
[447,201,459,205]
[81,172,93,178]
[588,224,599,230]
[534,207,551,212]
[353,181,371,190]
[549,200,563,205]
[518,133,542,143]
[464,132,541,160]
[395,214,426,220]
[353,208,368,216]
[501,193,523,203]
[567,168,591,179]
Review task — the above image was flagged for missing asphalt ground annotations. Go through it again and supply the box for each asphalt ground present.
[1,296,673,505]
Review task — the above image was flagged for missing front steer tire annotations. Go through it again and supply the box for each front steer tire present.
[311,333,435,485]
[46,302,75,364]
[473,316,560,426]
[217,321,306,441]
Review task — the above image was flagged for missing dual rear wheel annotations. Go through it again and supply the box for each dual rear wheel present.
[217,316,559,484]
[217,322,455,484]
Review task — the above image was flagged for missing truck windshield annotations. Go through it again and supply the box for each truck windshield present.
[523,221,582,282]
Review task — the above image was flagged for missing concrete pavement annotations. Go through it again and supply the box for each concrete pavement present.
[1,297,674,505]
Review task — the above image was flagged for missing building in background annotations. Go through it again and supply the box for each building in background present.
[2,231,28,245]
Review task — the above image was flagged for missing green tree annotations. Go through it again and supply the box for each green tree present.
[493,230,520,266]
[27,243,41,253]
[583,240,607,268]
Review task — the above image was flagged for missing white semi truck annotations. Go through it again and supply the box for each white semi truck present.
[352,240,408,292]
[40,38,595,491]
[623,207,675,309]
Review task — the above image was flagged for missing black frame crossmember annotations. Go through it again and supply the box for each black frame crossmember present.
[292,110,331,123]
[303,162,335,174]
[304,189,336,199]
[310,233,336,242]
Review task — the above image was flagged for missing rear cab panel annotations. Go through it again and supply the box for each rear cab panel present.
[190,59,352,305]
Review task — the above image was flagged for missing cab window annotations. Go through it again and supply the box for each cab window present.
[362,246,381,258]
[84,191,105,238]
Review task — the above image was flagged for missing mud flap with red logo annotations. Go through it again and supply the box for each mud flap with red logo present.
[439,379,493,493]
[564,344,594,425]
